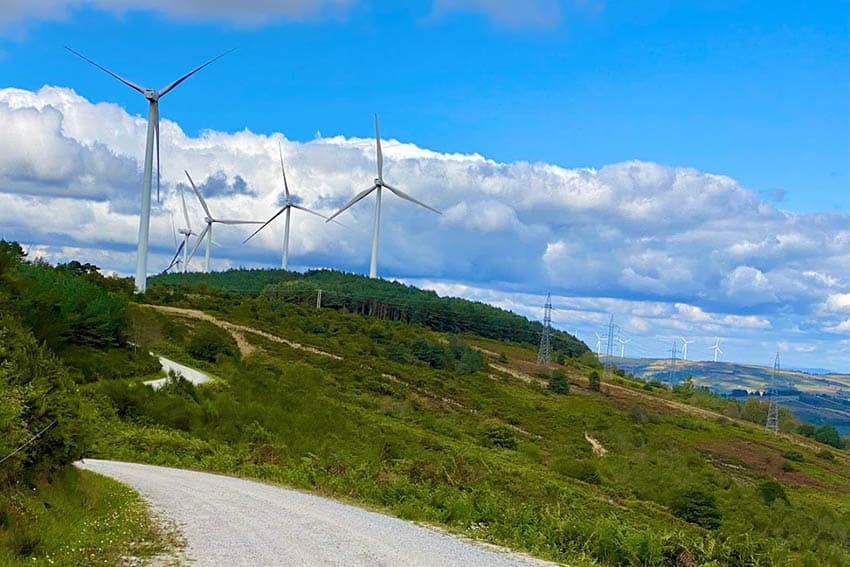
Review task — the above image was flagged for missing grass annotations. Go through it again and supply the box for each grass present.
[80,292,850,566]
[0,467,176,566]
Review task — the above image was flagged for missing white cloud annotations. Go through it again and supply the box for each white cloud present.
[0,85,848,371]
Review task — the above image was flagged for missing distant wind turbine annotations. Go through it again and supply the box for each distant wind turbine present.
[243,143,328,270]
[679,337,694,361]
[184,171,262,273]
[618,338,631,358]
[326,114,441,278]
[164,184,198,274]
[595,333,604,357]
[66,46,233,292]
[711,338,723,363]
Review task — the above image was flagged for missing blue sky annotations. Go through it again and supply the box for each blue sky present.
[0,0,848,371]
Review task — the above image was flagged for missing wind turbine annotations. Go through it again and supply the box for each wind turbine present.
[326,114,441,278]
[164,185,198,273]
[66,46,233,292]
[679,337,694,361]
[711,338,723,363]
[184,171,262,273]
[163,214,185,273]
[595,333,604,357]
[618,338,631,358]
[243,143,328,270]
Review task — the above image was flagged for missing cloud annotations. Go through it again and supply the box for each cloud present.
[431,0,562,29]
[0,0,355,32]
[0,85,847,371]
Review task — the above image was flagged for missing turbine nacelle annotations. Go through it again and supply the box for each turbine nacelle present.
[144,89,159,101]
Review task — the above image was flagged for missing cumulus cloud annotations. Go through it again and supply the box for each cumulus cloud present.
[0,85,847,371]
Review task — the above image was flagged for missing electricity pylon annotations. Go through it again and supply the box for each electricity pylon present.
[537,293,552,366]
[766,353,780,433]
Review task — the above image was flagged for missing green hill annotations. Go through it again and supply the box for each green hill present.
[614,358,850,435]
[4,250,850,566]
[149,268,589,358]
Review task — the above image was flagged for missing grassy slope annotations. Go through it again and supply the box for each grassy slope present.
[0,468,174,566]
[86,293,850,567]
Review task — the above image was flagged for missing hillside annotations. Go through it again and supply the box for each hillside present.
[615,358,850,434]
[149,269,589,358]
[4,250,850,566]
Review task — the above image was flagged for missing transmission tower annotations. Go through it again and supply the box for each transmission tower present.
[536,293,553,366]
[766,353,780,433]
[668,340,677,383]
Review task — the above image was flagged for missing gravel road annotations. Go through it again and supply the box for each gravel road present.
[144,356,212,390]
[78,459,557,567]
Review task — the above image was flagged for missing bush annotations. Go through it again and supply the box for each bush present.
[187,323,238,363]
[498,352,508,364]
[588,370,601,392]
[481,425,517,450]
[549,369,569,395]
[757,480,789,505]
[670,488,722,529]
[783,450,805,463]
[813,425,845,449]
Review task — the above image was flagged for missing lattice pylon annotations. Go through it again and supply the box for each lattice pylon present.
[537,293,552,366]
[766,353,780,433]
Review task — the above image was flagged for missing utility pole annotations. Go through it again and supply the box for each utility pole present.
[537,293,552,366]
[668,340,677,383]
[316,288,323,309]
[766,353,780,433]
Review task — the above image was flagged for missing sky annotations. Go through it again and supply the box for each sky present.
[0,0,847,372]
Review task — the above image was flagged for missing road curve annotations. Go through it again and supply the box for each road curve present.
[144,356,212,390]
[77,459,557,567]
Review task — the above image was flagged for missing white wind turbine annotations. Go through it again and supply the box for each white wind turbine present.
[164,185,198,273]
[163,214,184,273]
[595,333,604,357]
[243,143,328,270]
[679,337,694,360]
[711,338,723,363]
[66,47,232,292]
[618,338,631,358]
[184,171,263,273]
[326,114,441,278]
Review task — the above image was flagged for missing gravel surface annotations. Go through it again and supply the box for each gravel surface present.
[78,459,558,567]
[144,356,212,390]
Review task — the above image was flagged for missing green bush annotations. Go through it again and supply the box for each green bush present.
[481,425,517,449]
[589,370,601,392]
[670,488,722,529]
[757,480,789,505]
[813,425,845,449]
[548,369,569,395]
[187,323,238,363]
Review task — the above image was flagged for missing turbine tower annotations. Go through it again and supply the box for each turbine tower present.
[536,293,552,366]
[679,337,694,361]
[618,338,631,358]
[184,171,262,273]
[326,114,441,278]
[766,353,780,433]
[595,333,604,357]
[66,47,232,292]
[165,184,198,273]
[243,143,328,270]
[710,337,723,362]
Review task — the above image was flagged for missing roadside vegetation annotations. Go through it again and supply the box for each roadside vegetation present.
[3,248,849,566]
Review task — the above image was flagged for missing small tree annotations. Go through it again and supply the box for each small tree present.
[588,370,601,392]
[549,369,569,395]
[498,352,508,364]
[671,488,722,529]
[757,480,789,505]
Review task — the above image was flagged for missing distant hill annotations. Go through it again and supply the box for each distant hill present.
[149,269,590,358]
[613,357,850,433]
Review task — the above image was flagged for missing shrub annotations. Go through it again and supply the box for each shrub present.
[187,323,238,362]
[481,425,517,449]
[670,488,722,529]
[813,425,845,449]
[549,369,569,395]
[588,370,601,392]
[498,352,508,364]
[783,450,805,463]
[757,480,789,505]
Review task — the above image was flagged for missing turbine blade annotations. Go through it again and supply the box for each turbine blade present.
[383,183,441,215]
[164,240,186,273]
[64,47,146,94]
[214,219,265,225]
[158,48,236,97]
[290,203,328,221]
[243,206,288,244]
[185,225,210,264]
[180,184,192,230]
[278,142,290,199]
[171,213,178,247]
[185,170,211,217]
[326,184,377,222]
[374,113,383,179]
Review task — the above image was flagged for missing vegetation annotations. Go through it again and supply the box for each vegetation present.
[3,247,850,566]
